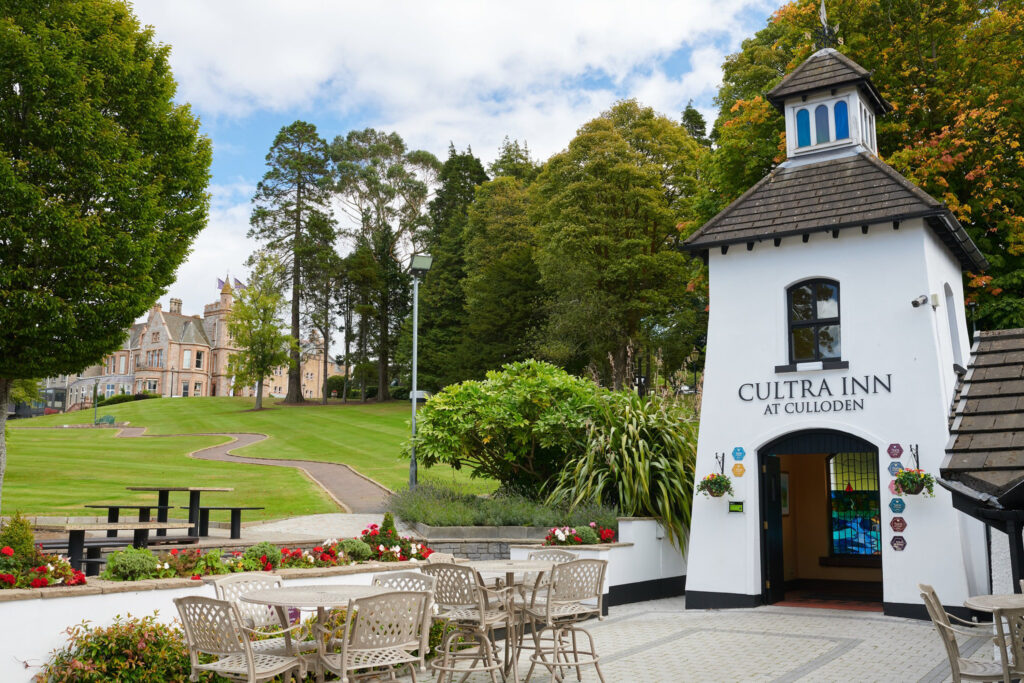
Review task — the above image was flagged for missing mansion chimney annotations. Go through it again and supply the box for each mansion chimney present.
[169,298,182,314]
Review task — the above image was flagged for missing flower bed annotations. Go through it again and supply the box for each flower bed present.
[543,522,616,546]
[0,513,432,590]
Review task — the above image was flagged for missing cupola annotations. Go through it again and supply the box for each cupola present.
[766,48,890,160]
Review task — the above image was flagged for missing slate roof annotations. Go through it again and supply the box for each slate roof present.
[765,48,890,113]
[683,151,989,272]
[163,312,212,347]
[942,329,1024,507]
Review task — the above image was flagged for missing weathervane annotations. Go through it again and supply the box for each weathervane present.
[811,0,841,50]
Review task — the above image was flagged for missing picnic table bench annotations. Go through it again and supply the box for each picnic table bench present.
[34,522,192,573]
[125,486,233,537]
[83,504,175,537]
[177,505,264,539]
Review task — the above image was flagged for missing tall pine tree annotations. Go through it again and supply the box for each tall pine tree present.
[249,121,335,403]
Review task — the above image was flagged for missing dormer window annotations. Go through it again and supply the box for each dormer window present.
[814,105,830,144]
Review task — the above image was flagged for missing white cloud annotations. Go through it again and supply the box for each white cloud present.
[132,0,778,307]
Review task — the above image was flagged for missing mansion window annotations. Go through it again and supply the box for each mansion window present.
[787,279,841,363]
[152,332,159,343]
[183,349,192,369]
[195,351,204,369]
[182,381,189,397]
[194,382,202,396]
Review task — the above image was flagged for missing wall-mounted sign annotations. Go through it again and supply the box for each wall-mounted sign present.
[888,480,899,495]
[891,536,907,551]
[728,501,744,513]
[889,498,906,514]
[888,461,904,477]
[732,447,745,461]
[732,463,746,478]
[737,374,893,416]
[887,443,903,458]
[890,517,907,533]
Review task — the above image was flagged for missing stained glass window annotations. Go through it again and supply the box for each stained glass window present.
[815,105,830,144]
[828,452,881,556]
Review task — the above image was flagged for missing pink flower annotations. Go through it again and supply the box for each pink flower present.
[0,546,13,557]
[589,522,597,528]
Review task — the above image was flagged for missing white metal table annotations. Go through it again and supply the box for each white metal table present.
[466,559,559,680]
[241,584,389,683]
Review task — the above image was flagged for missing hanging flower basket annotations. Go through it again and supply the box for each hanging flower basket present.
[894,468,935,497]
[696,473,734,498]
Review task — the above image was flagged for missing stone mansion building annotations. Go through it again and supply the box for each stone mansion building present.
[62,282,343,410]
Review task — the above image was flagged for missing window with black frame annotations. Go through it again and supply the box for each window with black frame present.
[787,279,841,363]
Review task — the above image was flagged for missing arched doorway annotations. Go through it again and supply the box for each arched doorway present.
[759,429,882,608]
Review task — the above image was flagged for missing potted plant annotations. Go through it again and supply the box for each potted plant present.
[696,473,734,498]
[895,468,935,497]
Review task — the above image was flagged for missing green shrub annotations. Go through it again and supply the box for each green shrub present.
[95,392,158,407]
[574,526,601,545]
[326,374,346,397]
[40,613,190,682]
[339,539,373,562]
[194,548,230,575]
[102,547,159,581]
[0,512,37,570]
[243,541,282,570]
[408,360,601,495]
[547,392,696,549]
[390,386,410,400]
[389,480,618,530]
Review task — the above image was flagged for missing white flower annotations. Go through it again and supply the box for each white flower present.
[54,578,63,585]
[378,545,385,552]
[307,556,314,563]
[162,562,170,570]
[47,564,54,572]
[409,558,418,563]
[391,545,401,554]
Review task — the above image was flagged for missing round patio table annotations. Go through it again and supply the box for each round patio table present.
[465,559,560,681]
[241,585,389,683]
[964,594,1024,612]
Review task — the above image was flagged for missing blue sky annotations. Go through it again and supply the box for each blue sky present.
[132,0,781,314]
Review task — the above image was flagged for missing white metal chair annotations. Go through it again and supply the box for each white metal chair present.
[919,584,1012,682]
[174,595,304,683]
[316,590,431,683]
[210,573,316,660]
[524,558,607,683]
[421,562,508,683]
[372,570,436,672]
[426,551,455,564]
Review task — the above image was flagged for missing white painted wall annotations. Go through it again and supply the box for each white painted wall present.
[687,219,988,608]
[508,518,686,592]
[1,568,380,682]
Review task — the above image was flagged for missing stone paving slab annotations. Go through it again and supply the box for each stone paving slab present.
[397,597,990,682]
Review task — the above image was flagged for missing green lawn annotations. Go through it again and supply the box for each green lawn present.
[13,397,493,498]
[2,428,338,520]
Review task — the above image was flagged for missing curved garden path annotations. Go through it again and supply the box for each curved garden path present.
[113,427,391,513]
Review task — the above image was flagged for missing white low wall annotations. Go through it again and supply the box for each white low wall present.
[0,564,397,682]
[508,518,687,594]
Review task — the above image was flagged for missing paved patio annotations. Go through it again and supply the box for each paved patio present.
[415,596,989,682]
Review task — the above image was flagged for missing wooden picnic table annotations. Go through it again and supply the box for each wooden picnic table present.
[83,504,175,537]
[126,486,233,537]
[33,521,192,572]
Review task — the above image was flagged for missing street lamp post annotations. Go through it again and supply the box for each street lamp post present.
[409,253,433,489]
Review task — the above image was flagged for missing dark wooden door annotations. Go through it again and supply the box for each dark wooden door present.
[761,455,785,604]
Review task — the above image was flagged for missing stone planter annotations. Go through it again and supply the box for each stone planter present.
[408,522,550,560]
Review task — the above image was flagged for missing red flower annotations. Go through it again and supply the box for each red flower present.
[260,555,268,564]
[170,548,179,556]
[573,536,582,543]
[370,530,378,536]
[191,575,201,580]
[281,547,289,554]
[370,524,378,529]
[600,529,616,542]
[421,548,433,558]
[313,546,323,553]
[263,563,272,572]
[0,574,15,586]
[361,529,369,535]
[0,546,12,557]
[68,570,87,586]
[31,577,48,588]
[34,566,47,573]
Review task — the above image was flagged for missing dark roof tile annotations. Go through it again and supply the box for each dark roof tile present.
[765,48,889,113]
[684,151,988,271]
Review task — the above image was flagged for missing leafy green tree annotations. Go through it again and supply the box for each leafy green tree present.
[249,120,336,404]
[301,236,342,404]
[408,360,601,495]
[708,0,1024,329]
[488,137,541,184]
[413,145,488,390]
[8,379,41,405]
[0,0,210,512]
[332,129,440,401]
[460,176,546,378]
[227,253,295,410]
[532,99,705,389]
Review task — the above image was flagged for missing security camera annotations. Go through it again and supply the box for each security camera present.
[911,295,929,308]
